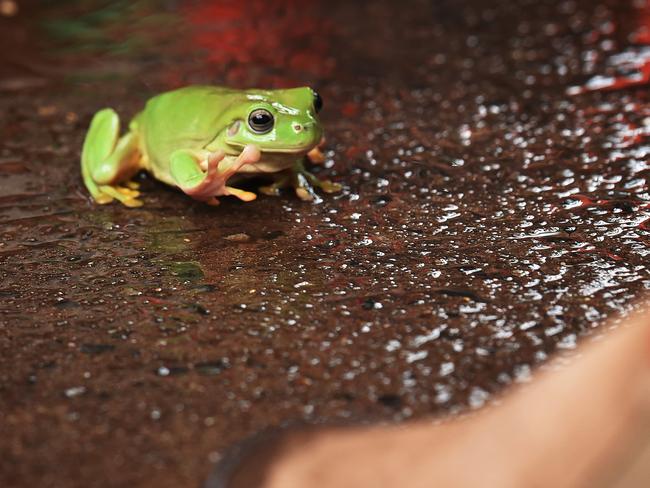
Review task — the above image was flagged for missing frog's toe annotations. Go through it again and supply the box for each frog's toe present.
[94,193,115,205]
[122,198,144,208]
[203,197,221,206]
[226,186,257,202]
[259,184,282,197]
[294,177,320,202]
[295,186,315,201]
[125,180,140,190]
[294,172,322,202]
[318,180,342,193]
[115,186,141,198]
[307,146,326,164]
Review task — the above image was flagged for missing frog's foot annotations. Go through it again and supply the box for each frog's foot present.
[96,183,143,208]
[293,161,342,202]
[259,172,292,197]
[171,144,260,205]
[85,177,142,207]
[259,160,341,202]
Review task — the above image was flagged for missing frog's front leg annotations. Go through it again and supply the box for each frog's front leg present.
[81,108,143,207]
[169,145,260,205]
[293,159,342,201]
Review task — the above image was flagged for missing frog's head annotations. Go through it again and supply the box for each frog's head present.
[223,87,323,154]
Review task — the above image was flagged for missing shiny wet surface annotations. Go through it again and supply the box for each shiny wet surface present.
[1,0,650,487]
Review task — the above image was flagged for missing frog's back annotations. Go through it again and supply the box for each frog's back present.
[139,86,240,179]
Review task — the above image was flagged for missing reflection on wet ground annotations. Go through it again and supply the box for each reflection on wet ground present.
[1,0,649,486]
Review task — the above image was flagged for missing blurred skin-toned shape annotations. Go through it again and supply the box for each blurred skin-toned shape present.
[222,306,650,488]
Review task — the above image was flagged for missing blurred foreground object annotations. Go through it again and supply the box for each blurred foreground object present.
[209,306,650,488]
[0,0,17,17]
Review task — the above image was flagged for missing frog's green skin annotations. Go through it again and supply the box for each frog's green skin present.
[81,85,340,207]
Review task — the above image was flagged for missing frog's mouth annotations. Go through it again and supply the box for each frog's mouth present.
[227,141,318,155]
[226,142,316,174]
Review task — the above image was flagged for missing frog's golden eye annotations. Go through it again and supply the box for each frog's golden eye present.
[313,91,323,113]
[248,109,274,134]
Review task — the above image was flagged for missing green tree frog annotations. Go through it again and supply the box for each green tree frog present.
[81,85,341,207]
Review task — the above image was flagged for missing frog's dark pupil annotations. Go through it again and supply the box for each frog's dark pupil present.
[248,109,274,134]
[313,92,323,113]
[252,113,270,125]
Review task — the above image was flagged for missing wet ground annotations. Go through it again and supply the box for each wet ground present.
[1,0,650,486]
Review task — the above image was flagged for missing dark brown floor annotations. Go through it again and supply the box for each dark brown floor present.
[1,0,649,487]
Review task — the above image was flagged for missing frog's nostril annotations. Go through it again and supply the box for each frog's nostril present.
[292,122,303,133]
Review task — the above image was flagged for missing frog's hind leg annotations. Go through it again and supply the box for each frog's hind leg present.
[81,108,143,208]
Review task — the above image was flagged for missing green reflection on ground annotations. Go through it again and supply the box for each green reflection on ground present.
[145,215,206,283]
